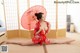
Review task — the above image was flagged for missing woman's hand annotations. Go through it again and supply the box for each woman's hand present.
[35,35,40,39]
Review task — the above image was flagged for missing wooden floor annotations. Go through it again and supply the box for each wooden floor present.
[1,32,80,53]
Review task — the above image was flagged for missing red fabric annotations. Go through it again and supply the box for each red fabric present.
[32,21,50,45]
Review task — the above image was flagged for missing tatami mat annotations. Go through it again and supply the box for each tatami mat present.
[2,44,44,53]
[46,44,80,53]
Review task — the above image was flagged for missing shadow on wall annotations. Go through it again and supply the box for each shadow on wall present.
[0,19,6,32]
[0,0,6,32]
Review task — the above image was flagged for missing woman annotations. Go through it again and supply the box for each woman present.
[6,12,50,46]
[32,12,50,45]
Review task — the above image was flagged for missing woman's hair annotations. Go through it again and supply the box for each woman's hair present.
[35,12,43,20]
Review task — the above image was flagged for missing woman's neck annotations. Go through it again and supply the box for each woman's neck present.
[39,19,44,22]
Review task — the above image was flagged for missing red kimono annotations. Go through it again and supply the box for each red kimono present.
[32,21,50,45]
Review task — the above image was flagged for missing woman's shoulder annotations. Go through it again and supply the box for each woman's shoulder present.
[36,21,40,26]
[44,21,49,24]
[36,21,40,24]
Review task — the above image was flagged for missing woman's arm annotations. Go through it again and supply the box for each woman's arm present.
[34,27,42,39]
[46,22,51,35]
[48,23,51,33]
[35,27,42,35]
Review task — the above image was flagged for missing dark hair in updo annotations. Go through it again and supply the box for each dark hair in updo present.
[35,12,43,20]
